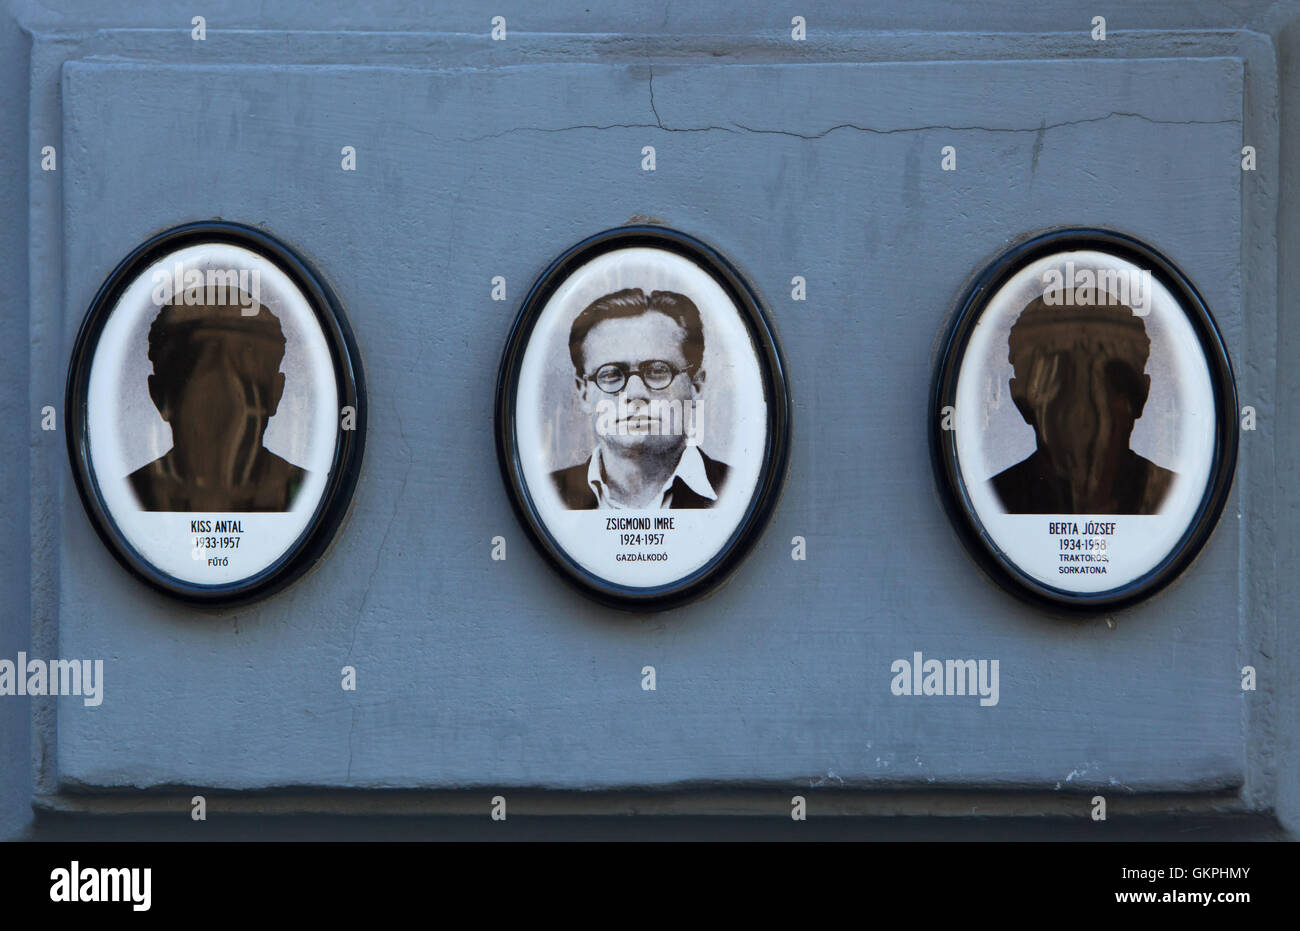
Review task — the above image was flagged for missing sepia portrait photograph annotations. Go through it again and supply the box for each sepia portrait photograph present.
[82,241,341,586]
[950,247,1220,593]
[510,235,777,591]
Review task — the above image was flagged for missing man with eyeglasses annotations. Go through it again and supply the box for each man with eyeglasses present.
[549,288,730,509]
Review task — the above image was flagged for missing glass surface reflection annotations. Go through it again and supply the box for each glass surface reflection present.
[127,296,308,512]
[990,295,1176,514]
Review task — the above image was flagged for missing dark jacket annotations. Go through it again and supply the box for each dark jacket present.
[549,449,730,510]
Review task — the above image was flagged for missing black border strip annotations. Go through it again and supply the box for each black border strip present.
[930,228,1239,613]
[65,221,367,607]
[494,225,792,611]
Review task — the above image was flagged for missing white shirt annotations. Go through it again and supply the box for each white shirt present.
[586,444,718,509]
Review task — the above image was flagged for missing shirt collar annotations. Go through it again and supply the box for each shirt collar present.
[587,444,718,508]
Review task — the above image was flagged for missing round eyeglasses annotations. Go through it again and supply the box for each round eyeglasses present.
[588,360,690,393]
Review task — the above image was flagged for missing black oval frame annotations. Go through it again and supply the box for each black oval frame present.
[495,226,792,611]
[65,221,367,607]
[930,228,1238,613]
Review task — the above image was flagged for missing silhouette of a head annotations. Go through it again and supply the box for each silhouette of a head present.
[146,296,287,463]
[1007,296,1151,484]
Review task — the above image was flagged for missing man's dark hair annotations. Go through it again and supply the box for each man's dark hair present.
[568,288,704,376]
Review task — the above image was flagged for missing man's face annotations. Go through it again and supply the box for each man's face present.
[577,311,702,457]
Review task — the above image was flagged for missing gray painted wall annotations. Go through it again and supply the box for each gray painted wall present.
[2,0,1296,840]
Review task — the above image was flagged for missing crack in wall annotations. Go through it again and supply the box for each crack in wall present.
[464,109,1239,143]
[345,403,414,782]
[649,65,664,129]
[463,72,1239,142]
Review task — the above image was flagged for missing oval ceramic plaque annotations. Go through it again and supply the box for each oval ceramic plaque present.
[66,222,365,604]
[932,229,1237,610]
[496,226,791,609]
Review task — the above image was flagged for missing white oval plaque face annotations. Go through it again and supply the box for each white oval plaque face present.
[933,230,1236,610]
[67,223,365,604]
[497,227,790,609]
